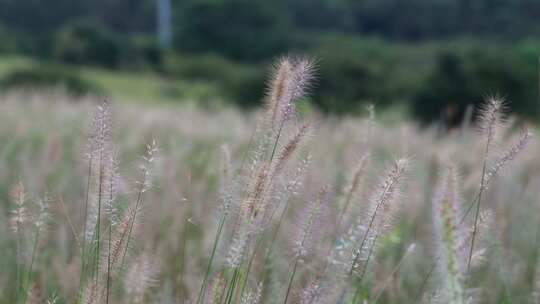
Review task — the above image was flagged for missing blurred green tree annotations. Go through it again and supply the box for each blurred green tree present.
[412,50,539,125]
[174,0,291,61]
[53,20,124,68]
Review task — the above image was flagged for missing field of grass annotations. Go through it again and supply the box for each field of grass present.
[0,55,224,106]
[1,57,540,304]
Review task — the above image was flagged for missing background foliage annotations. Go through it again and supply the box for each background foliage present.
[0,0,539,122]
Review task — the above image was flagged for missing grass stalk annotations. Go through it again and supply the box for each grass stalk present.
[239,235,264,299]
[467,138,490,271]
[224,267,240,304]
[269,119,285,163]
[94,151,104,280]
[349,182,390,276]
[351,287,362,304]
[282,192,318,304]
[351,232,379,303]
[262,196,291,271]
[21,229,40,304]
[120,189,142,271]
[196,214,226,304]
[283,258,300,304]
[77,159,93,303]
[373,244,414,303]
[416,191,483,301]
[16,221,22,302]
[175,208,190,299]
[105,178,114,304]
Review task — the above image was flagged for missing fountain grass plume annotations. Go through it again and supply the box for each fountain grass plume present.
[283,186,330,304]
[467,96,506,270]
[433,164,467,304]
[349,158,410,277]
[124,254,157,304]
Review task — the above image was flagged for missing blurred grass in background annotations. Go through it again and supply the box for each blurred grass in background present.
[1,38,539,124]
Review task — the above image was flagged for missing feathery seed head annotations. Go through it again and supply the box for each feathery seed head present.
[478,95,506,144]
[265,56,315,127]
[433,164,467,304]
[483,127,532,188]
[272,122,311,178]
[286,154,311,195]
[104,151,120,226]
[101,203,141,276]
[290,57,316,101]
[300,279,322,304]
[82,279,102,304]
[205,273,226,304]
[267,57,294,125]
[337,158,409,275]
[125,254,157,304]
[283,57,316,121]
[46,294,59,304]
[10,181,28,233]
[242,163,269,220]
[369,157,410,230]
[84,102,115,242]
[11,180,26,205]
[86,102,112,160]
[226,228,250,268]
[293,185,330,260]
[138,139,158,193]
[34,196,50,231]
[240,282,263,304]
[344,153,370,200]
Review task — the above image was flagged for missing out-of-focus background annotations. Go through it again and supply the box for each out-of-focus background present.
[1,0,539,122]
